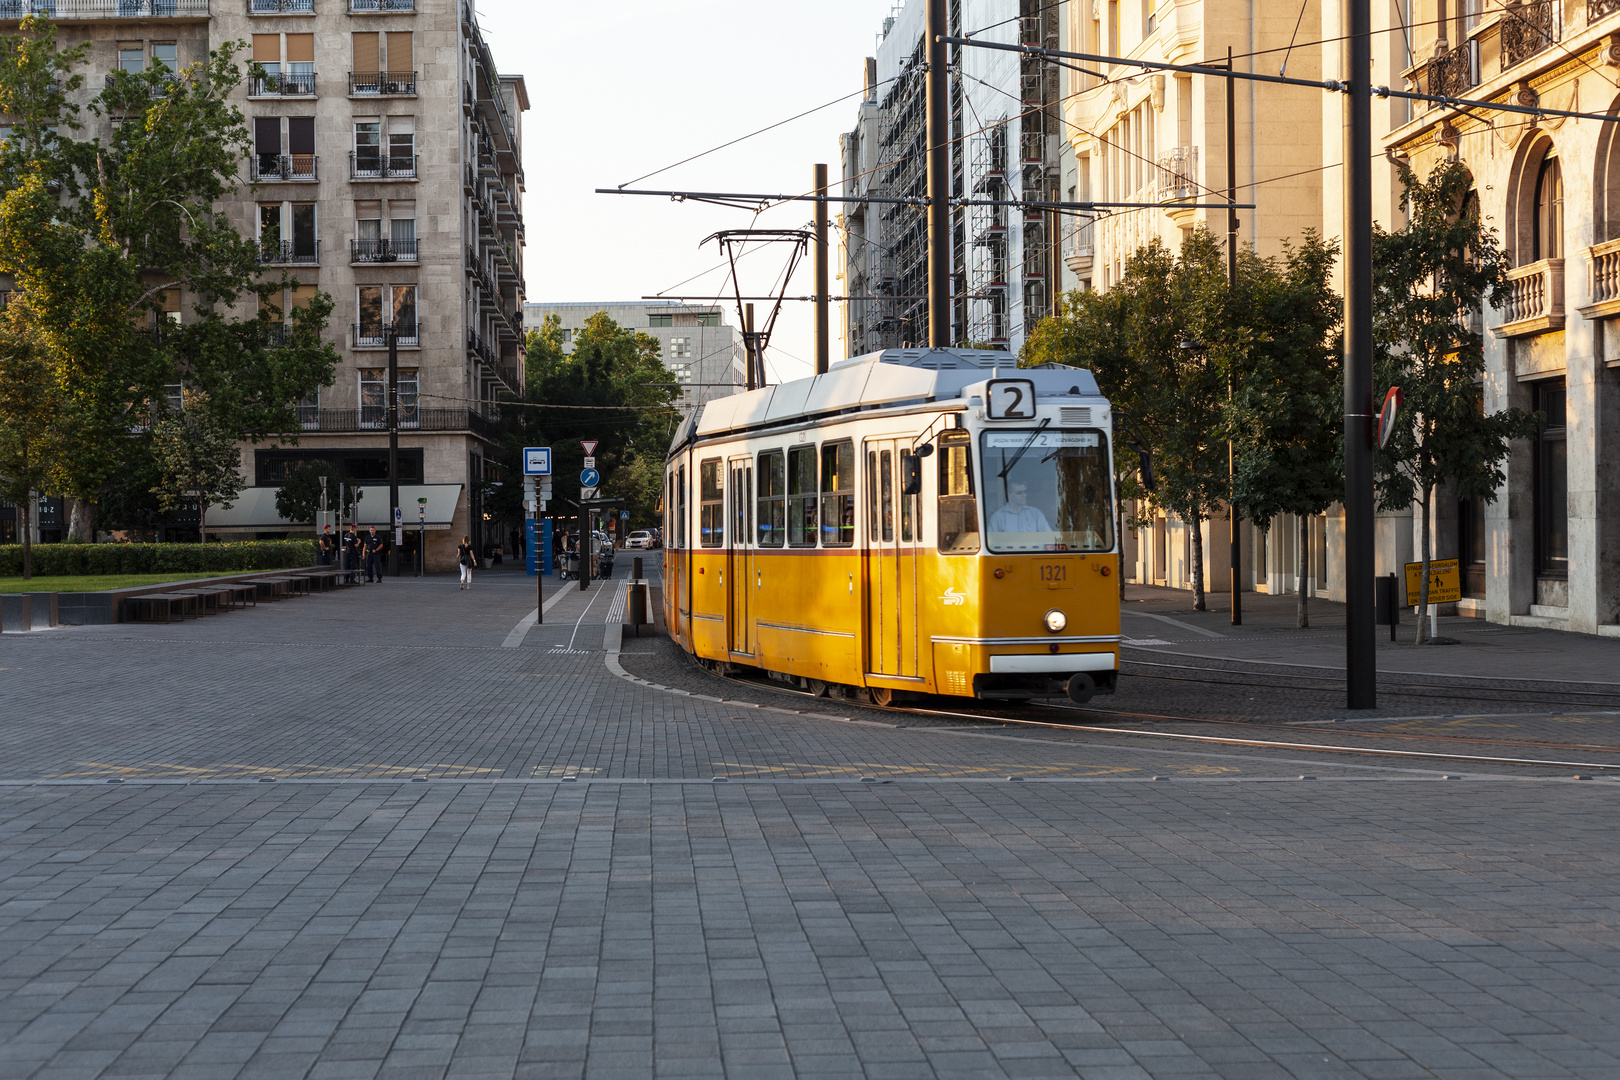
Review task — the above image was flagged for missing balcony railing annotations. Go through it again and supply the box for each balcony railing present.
[1426,41,1478,97]
[257,239,318,265]
[353,321,419,347]
[248,0,310,11]
[1156,146,1198,201]
[1492,257,1564,337]
[1501,0,1559,71]
[1580,238,1620,320]
[250,70,316,96]
[349,152,417,180]
[0,0,209,16]
[348,0,411,10]
[467,329,497,368]
[350,237,418,263]
[348,70,416,96]
[254,154,317,181]
[305,408,503,435]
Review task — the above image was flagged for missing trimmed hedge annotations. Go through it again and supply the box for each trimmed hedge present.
[0,540,318,578]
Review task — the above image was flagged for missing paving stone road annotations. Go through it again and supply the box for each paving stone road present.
[2,568,1619,1079]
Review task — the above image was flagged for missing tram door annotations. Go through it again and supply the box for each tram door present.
[864,440,917,677]
[727,459,753,656]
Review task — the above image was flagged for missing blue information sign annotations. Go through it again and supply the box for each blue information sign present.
[523,447,552,476]
[580,468,600,488]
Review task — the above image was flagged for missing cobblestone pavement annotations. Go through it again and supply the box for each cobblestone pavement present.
[1,568,1619,1078]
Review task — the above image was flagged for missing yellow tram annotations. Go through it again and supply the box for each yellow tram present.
[662,347,1120,705]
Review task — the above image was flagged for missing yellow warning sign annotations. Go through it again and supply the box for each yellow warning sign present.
[1404,558,1461,606]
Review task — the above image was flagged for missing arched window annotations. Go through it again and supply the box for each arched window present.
[1533,154,1563,261]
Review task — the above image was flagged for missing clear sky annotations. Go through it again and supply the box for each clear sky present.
[475,0,896,383]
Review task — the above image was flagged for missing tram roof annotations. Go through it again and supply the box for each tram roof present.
[677,347,1103,448]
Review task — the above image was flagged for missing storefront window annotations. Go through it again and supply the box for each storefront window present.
[1535,381,1567,576]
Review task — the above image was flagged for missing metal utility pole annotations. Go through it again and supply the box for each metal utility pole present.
[386,325,400,576]
[1226,47,1242,626]
[744,303,757,390]
[814,163,829,374]
[1344,3,1376,708]
[926,0,949,346]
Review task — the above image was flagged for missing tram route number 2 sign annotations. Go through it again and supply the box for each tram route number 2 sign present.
[1403,558,1462,606]
[986,379,1037,420]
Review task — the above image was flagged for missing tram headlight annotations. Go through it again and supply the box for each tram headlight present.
[1044,609,1067,633]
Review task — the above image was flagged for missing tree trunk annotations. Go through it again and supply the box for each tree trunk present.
[20,496,32,580]
[1415,489,1432,645]
[67,497,95,543]
[1297,514,1310,629]
[1190,514,1206,611]
[199,499,209,544]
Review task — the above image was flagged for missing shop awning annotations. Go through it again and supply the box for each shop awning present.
[208,484,465,531]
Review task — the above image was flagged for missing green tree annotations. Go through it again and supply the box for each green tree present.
[0,18,338,529]
[275,463,357,527]
[496,312,680,530]
[150,390,246,542]
[1023,230,1230,610]
[1373,162,1537,643]
[0,321,66,578]
[1225,233,1343,627]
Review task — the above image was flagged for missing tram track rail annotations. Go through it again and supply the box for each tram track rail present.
[686,654,1620,774]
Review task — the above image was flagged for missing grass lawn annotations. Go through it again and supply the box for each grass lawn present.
[0,573,221,594]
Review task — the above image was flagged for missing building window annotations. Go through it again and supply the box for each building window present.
[151,43,176,72]
[388,116,415,171]
[696,312,719,326]
[648,313,672,327]
[298,392,319,429]
[1460,495,1486,598]
[353,119,380,174]
[1533,154,1562,261]
[357,285,417,344]
[1535,380,1567,577]
[118,44,144,74]
[670,363,692,384]
[670,336,692,359]
[699,458,723,547]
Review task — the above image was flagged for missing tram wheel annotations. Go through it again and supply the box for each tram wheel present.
[807,679,830,698]
[870,687,895,707]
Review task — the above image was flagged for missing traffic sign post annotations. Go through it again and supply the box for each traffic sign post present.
[416,497,427,576]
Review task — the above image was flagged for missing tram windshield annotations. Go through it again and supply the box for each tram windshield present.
[979,429,1113,553]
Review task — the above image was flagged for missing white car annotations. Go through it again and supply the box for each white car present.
[624,530,652,550]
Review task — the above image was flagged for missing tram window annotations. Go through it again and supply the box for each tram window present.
[938,433,979,553]
[787,445,818,546]
[699,459,724,547]
[900,450,917,542]
[880,450,894,542]
[676,465,687,548]
[757,450,785,547]
[820,439,855,546]
[979,429,1114,553]
[867,451,880,540]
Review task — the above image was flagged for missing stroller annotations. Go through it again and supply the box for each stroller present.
[558,550,580,581]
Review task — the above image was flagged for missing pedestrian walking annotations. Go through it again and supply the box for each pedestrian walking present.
[363,525,385,583]
[457,535,477,589]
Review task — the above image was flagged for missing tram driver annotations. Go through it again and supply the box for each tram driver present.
[988,481,1053,535]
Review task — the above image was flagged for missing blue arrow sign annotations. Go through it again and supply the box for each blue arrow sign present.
[580,468,600,488]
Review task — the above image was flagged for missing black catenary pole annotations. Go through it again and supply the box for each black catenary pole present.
[1226,47,1242,626]
[814,162,830,374]
[926,0,949,346]
[387,324,400,577]
[1344,1,1376,709]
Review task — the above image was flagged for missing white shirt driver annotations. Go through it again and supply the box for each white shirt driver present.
[988,503,1054,534]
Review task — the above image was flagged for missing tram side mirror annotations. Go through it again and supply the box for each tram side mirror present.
[901,455,923,496]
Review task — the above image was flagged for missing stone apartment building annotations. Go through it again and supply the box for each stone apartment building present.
[0,0,528,571]
[523,301,747,415]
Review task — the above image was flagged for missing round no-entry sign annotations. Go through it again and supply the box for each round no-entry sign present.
[1377,387,1402,449]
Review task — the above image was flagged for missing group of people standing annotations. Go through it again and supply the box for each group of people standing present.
[319,524,388,583]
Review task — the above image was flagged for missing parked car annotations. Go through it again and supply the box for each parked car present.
[624,530,653,549]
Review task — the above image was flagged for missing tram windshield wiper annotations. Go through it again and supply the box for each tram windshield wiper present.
[997,417,1051,480]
